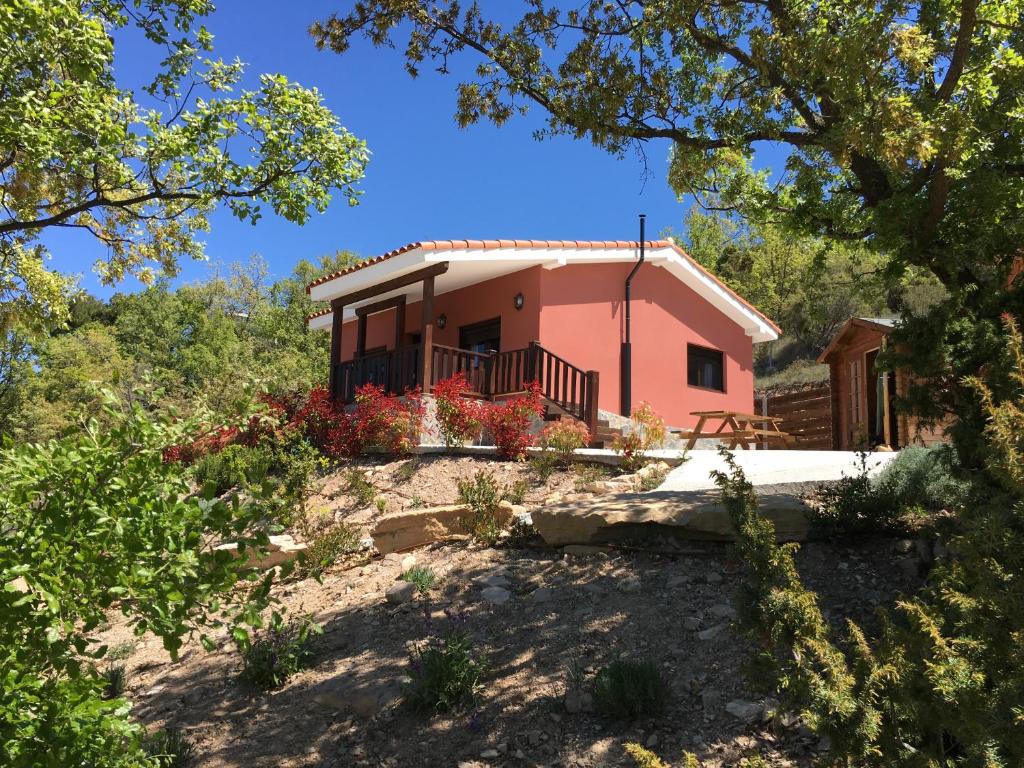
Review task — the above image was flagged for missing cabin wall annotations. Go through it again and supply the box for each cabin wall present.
[828,325,888,450]
[537,262,755,427]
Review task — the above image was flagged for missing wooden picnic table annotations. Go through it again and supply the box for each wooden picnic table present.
[673,410,794,450]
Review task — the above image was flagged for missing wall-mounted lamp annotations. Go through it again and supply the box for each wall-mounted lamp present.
[436,313,447,329]
[513,292,525,311]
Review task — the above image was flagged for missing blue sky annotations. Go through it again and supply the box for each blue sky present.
[56,2,715,296]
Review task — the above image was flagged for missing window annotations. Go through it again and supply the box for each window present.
[687,344,725,391]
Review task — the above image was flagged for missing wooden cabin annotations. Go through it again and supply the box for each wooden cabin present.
[817,317,948,450]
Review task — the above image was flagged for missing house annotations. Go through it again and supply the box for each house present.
[817,317,948,450]
[305,239,779,435]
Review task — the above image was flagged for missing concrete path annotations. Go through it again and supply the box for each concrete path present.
[658,450,899,492]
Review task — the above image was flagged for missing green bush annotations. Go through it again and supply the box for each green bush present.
[293,518,363,580]
[400,566,436,593]
[529,452,559,483]
[592,659,669,720]
[874,445,970,511]
[143,728,195,768]
[346,468,377,506]
[404,610,486,713]
[811,452,901,535]
[503,479,528,505]
[457,471,506,545]
[192,443,275,496]
[239,616,321,690]
[0,394,283,766]
[101,664,127,699]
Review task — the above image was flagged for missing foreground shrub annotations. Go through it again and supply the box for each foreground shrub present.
[101,664,127,700]
[613,402,667,471]
[292,384,423,458]
[143,728,195,768]
[433,372,484,447]
[714,318,1024,768]
[874,444,970,511]
[484,382,543,460]
[293,516,363,580]
[593,659,669,720]
[811,451,901,535]
[404,608,486,713]
[457,470,513,545]
[0,393,283,766]
[400,566,437,593]
[239,615,321,690]
[539,418,591,463]
[624,743,670,768]
[192,443,274,495]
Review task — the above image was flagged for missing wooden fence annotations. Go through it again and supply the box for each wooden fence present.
[754,382,833,450]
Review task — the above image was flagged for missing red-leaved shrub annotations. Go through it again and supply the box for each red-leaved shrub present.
[349,384,423,456]
[485,382,543,460]
[433,372,485,447]
[539,418,591,463]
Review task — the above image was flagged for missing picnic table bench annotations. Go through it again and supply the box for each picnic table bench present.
[672,410,794,450]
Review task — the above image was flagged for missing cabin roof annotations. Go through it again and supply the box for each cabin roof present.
[304,239,781,343]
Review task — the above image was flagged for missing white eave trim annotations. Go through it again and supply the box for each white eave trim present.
[305,244,778,342]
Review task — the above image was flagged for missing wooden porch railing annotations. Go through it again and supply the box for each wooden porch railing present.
[332,340,600,431]
[527,341,599,428]
[334,345,421,402]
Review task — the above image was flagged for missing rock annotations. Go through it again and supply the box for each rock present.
[697,623,727,641]
[480,748,500,759]
[709,603,737,619]
[531,587,556,603]
[474,572,510,588]
[564,689,595,714]
[532,490,810,546]
[683,616,702,631]
[385,581,416,604]
[705,571,723,585]
[894,539,914,554]
[214,534,307,570]
[645,734,659,748]
[371,504,513,554]
[725,699,763,722]
[480,586,511,605]
[618,575,642,593]
[666,574,691,589]
[701,689,722,717]
[400,554,417,572]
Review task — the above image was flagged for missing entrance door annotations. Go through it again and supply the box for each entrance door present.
[459,317,501,354]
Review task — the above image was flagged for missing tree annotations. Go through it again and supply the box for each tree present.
[312,0,1024,459]
[0,394,286,766]
[1,0,369,332]
[675,207,893,367]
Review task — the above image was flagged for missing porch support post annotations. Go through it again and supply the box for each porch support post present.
[420,275,435,393]
[328,298,344,400]
[585,370,600,432]
[394,297,406,349]
[356,313,367,357]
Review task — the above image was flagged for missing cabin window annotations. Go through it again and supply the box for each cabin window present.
[687,344,725,391]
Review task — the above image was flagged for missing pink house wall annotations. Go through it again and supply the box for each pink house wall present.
[336,261,756,428]
[338,267,541,360]
[537,262,754,427]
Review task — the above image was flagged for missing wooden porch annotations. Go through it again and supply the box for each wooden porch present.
[325,261,601,431]
[333,340,601,430]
